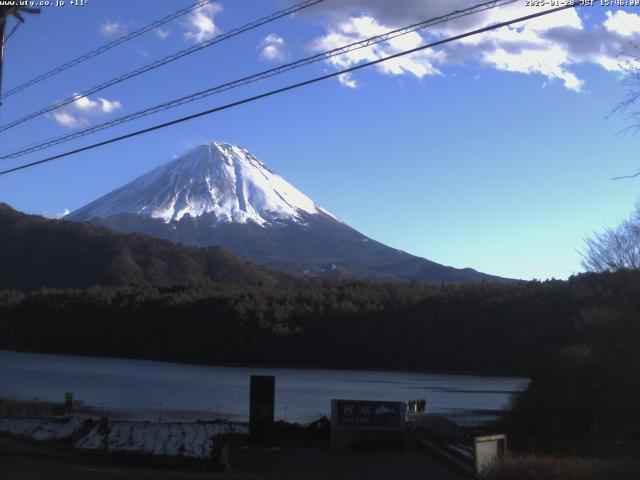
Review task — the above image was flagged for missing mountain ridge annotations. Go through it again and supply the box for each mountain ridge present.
[66,141,337,226]
[67,141,511,284]
[0,202,281,291]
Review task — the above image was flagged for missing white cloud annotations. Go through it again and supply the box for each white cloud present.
[259,34,289,61]
[52,111,81,128]
[310,16,442,81]
[315,0,477,28]
[604,10,640,36]
[52,93,122,128]
[338,72,358,88]
[56,209,70,219]
[155,27,170,40]
[184,3,221,43]
[99,20,125,38]
[457,20,585,91]
[309,3,640,92]
[72,94,122,114]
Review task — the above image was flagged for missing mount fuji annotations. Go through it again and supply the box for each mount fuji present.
[67,141,505,283]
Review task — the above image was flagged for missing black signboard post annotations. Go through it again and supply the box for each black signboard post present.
[64,392,73,413]
[249,375,275,446]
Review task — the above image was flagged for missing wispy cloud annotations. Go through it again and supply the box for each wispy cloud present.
[184,3,222,43]
[99,20,125,38]
[52,111,81,128]
[52,93,122,128]
[311,3,640,92]
[310,16,442,87]
[259,34,289,61]
[338,73,358,89]
[136,48,150,58]
[155,27,170,40]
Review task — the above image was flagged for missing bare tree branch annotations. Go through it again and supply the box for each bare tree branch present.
[611,170,640,180]
[581,206,640,272]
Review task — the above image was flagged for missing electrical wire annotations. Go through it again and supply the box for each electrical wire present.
[0,0,517,161]
[0,0,324,134]
[0,0,217,100]
[0,4,576,177]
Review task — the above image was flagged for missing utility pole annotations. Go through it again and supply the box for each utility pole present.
[0,6,41,105]
[0,11,6,103]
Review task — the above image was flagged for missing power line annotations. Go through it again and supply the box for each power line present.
[0,0,517,161]
[0,0,217,100]
[0,4,576,177]
[0,0,323,134]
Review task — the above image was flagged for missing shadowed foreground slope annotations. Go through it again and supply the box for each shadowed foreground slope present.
[0,203,279,291]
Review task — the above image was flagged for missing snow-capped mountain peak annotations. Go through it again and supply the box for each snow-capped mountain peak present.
[66,140,507,284]
[68,141,336,226]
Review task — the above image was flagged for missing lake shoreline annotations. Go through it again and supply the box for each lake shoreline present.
[0,348,529,380]
[0,349,527,424]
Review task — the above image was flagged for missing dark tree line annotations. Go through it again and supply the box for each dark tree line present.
[0,271,637,383]
[0,203,281,290]
[2,204,640,443]
[3,270,639,442]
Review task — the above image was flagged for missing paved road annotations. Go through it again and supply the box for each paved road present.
[1,437,464,480]
[232,445,465,480]
[1,454,243,480]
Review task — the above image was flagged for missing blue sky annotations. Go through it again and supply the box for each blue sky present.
[0,0,639,280]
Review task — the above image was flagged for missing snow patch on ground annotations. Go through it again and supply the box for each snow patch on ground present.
[0,416,247,460]
[0,417,84,441]
[74,420,247,459]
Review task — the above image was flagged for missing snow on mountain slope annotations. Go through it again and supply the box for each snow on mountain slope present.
[65,139,510,284]
[67,141,337,226]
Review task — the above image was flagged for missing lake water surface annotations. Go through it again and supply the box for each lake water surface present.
[0,350,528,424]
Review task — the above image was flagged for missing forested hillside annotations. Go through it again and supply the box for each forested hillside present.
[2,203,639,444]
[2,270,638,377]
[0,203,280,290]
